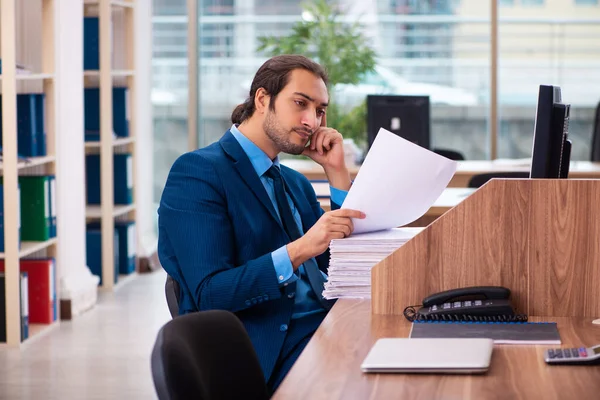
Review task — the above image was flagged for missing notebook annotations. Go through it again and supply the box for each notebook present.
[361,338,494,374]
[409,320,561,345]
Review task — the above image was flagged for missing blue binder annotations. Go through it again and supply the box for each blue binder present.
[83,17,99,70]
[86,225,119,285]
[84,87,129,141]
[86,153,133,205]
[17,94,38,157]
[115,221,136,274]
[35,94,47,157]
[88,221,136,275]
[48,175,57,238]
[112,87,129,138]
[0,93,46,157]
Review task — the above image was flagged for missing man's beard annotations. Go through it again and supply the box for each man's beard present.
[263,109,309,155]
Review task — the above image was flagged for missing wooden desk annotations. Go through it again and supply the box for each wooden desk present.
[274,299,600,400]
[314,184,474,226]
[283,159,600,188]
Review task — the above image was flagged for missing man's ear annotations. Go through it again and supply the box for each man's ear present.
[254,88,270,114]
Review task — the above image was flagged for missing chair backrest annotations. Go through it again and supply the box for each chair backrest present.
[432,148,465,161]
[165,275,180,318]
[591,101,600,162]
[151,310,269,400]
[467,171,530,188]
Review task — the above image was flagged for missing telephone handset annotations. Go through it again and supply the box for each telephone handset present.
[403,286,528,323]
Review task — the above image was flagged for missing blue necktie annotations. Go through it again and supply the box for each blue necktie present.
[265,165,334,310]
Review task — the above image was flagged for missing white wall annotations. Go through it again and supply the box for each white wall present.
[55,0,99,313]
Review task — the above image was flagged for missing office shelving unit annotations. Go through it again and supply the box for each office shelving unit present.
[83,0,137,291]
[1,0,59,347]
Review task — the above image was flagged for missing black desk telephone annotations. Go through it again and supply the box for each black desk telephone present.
[403,286,528,323]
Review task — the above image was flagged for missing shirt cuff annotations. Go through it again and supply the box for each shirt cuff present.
[272,246,298,286]
[330,186,349,205]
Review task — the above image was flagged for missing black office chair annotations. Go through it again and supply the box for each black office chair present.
[433,148,465,161]
[467,172,530,189]
[165,275,180,318]
[151,309,269,400]
[591,100,600,162]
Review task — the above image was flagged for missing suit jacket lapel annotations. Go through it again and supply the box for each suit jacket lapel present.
[219,130,282,228]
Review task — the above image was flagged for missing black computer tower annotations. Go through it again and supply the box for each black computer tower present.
[366,95,431,150]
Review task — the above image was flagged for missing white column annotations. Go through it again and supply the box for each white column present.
[134,0,157,258]
[55,0,99,316]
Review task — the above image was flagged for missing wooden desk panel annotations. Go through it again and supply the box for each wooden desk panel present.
[274,299,600,400]
[283,159,600,188]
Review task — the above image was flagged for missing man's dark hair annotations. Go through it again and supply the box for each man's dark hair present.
[231,54,329,124]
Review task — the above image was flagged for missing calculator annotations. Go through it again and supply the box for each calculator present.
[544,345,600,365]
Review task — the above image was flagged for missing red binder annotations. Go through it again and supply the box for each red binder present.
[0,258,55,324]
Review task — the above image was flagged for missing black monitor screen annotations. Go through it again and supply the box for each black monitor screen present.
[530,85,571,179]
[366,95,430,150]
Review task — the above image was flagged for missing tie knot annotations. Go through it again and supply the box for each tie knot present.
[265,164,282,181]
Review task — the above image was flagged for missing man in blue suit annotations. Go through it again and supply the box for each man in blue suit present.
[158,54,365,393]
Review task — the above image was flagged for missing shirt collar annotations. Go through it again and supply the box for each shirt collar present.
[230,124,280,177]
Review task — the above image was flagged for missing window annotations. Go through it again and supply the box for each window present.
[152,0,189,203]
[521,0,544,5]
[150,0,600,213]
[498,0,600,159]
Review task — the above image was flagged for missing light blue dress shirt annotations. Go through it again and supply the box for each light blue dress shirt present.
[230,124,348,319]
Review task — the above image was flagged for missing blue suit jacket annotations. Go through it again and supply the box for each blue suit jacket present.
[158,130,338,381]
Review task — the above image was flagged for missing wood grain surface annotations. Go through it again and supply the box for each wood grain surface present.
[372,179,600,318]
[273,299,600,400]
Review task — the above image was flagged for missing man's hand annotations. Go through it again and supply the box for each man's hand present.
[302,127,351,190]
[286,209,366,269]
[302,127,345,170]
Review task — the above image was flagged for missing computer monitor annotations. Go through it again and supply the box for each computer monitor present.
[366,95,430,150]
[529,85,572,179]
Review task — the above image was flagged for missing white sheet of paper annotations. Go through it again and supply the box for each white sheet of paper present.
[342,128,457,233]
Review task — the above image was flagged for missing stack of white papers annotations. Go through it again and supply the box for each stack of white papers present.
[323,228,423,299]
[323,128,457,299]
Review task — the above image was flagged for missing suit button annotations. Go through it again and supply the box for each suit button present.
[263,294,269,301]
[279,324,288,332]
[245,300,251,306]
[287,292,295,299]
[252,298,258,305]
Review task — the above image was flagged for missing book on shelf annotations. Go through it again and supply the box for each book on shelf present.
[0,258,56,324]
[0,272,29,343]
[84,87,130,141]
[85,225,119,285]
[86,153,133,205]
[0,93,47,157]
[87,221,136,275]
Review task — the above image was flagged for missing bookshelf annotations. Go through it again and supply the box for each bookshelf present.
[83,0,137,291]
[1,0,58,347]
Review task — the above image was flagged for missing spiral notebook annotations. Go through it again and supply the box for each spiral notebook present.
[409,320,561,345]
